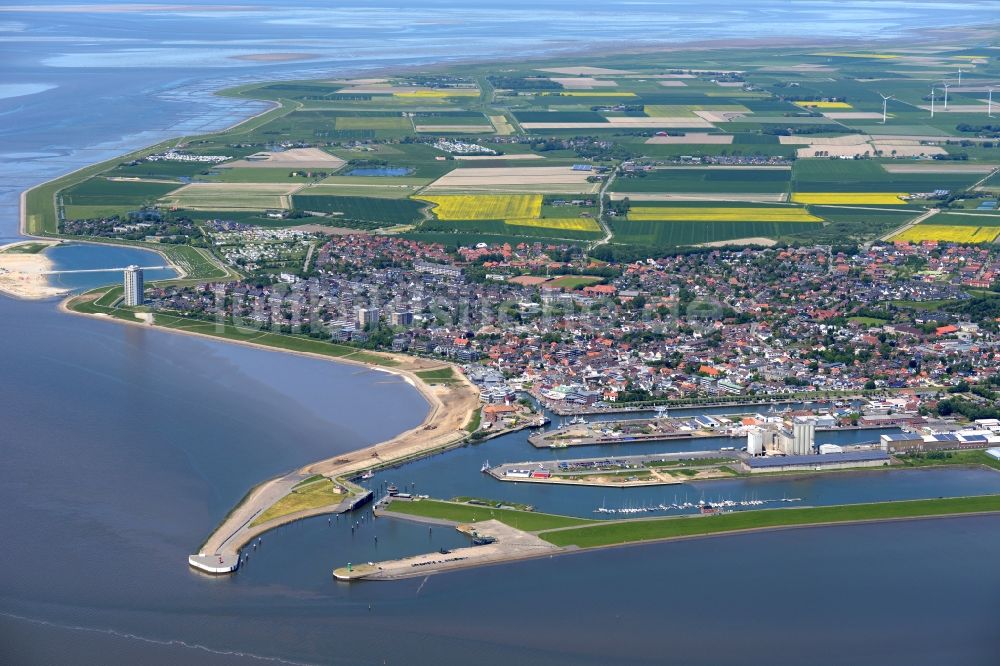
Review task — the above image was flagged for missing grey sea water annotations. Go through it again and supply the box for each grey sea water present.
[2,2,1000,664]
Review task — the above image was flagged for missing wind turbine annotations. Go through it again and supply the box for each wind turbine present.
[942,82,951,110]
[930,86,935,118]
[957,68,963,86]
[988,87,994,118]
[878,92,894,124]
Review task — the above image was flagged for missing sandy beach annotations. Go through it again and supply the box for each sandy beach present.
[0,242,67,300]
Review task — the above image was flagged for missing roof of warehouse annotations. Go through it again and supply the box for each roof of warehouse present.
[882,433,920,441]
[745,451,889,468]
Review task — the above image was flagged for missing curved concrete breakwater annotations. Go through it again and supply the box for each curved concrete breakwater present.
[51,265,479,576]
[171,351,480,575]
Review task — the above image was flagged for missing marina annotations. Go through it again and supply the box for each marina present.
[487,450,739,487]
[528,410,897,449]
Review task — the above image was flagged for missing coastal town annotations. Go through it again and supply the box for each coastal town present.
[9,38,1000,591]
[129,231,1000,426]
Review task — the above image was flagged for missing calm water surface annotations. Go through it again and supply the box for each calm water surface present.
[4,2,1000,663]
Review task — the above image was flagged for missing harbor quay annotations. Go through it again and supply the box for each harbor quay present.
[488,450,736,487]
[333,517,559,581]
[529,411,898,450]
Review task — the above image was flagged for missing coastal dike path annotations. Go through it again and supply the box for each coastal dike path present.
[190,361,480,575]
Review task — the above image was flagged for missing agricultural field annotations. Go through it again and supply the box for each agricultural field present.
[35,41,1000,253]
[292,195,426,226]
[416,194,542,220]
[613,167,791,194]
[422,166,598,194]
[610,219,817,246]
[506,217,601,232]
[415,193,602,240]
[791,159,983,194]
[159,183,302,211]
[892,225,999,244]
[62,179,181,208]
[791,192,908,205]
[627,205,820,222]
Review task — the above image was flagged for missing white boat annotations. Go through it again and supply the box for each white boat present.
[360,470,375,480]
[480,461,490,473]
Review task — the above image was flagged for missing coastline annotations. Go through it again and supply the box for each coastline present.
[58,291,481,568]
[13,23,1000,578]
[352,505,1000,581]
[0,240,68,300]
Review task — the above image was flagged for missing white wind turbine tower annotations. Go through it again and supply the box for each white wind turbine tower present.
[942,82,951,110]
[878,92,894,124]
[929,86,935,118]
[957,68,963,86]
[988,87,994,118]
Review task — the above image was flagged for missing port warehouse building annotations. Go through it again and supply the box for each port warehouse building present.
[881,430,1000,453]
[741,451,890,474]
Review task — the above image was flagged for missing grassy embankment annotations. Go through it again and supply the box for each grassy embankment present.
[895,450,1000,472]
[540,495,1000,548]
[67,288,400,367]
[465,408,482,433]
[389,494,1000,549]
[250,475,350,527]
[1,242,50,254]
[414,367,460,383]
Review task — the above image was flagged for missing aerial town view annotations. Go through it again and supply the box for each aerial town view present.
[3,2,1000,664]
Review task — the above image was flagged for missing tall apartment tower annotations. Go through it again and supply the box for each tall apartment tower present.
[357,307,379,329]
[123,265,144,306]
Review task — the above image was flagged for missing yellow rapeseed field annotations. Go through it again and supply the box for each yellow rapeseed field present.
[791,192,907,205]
[393,89,479,98]
[628,207,822,222]
[892,225,1000,243]
[506,217,601,232]
[417,194,542,220]
[544,92,637,97]
[794,101,853,109]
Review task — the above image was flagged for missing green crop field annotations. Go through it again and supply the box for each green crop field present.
[792,160,982,194]
[610,219,818,245]
[419,217,602,241]
[292,194,426,225]
[613,168,790,194]
[62,179,180,206]
[514,110,608,123]
[336,116,412,130]
[926,211,1000,226]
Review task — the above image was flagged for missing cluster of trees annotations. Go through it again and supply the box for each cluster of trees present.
[955,123,1000,137]
[935,397,1000,421]
[59,212,204,245]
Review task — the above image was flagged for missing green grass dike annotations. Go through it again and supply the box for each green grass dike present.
[537,495,1000,549]
[66,287,401,368]
[251,476,349,527]
[385,498,594,532]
